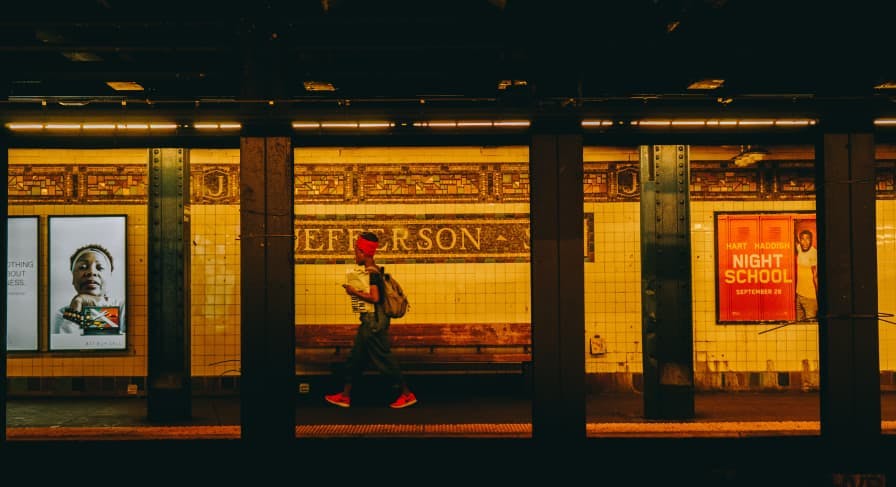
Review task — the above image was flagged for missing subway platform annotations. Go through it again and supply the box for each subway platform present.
[6,390,896,439]
[4,390,896,485]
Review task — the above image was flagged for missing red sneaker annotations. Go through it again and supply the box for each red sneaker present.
[390,392,417,409]
[324,392,351,408]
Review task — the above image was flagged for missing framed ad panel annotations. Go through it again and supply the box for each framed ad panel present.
[715,211,817,324]
[48,215,128,351]
[7,216,40,351]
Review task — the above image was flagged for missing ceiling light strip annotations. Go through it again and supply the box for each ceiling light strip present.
[6,122,241,132]
[583,118,816,129]
[294,120,530,130]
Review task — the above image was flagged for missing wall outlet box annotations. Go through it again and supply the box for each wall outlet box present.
[589,335,606,355]
[299,383,310,394]
[126,384,139,395]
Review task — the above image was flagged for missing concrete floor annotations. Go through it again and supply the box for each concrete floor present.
[6,391,896,430]
[5,392,896,485]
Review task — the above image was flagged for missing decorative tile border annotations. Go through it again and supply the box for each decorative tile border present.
[7,159,896,204]
[8,165,73,203]
[78,165,147,203]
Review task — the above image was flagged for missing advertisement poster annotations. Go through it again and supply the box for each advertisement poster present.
[716,212,817,323]
[7,216,39,351]
[48,215,127,351]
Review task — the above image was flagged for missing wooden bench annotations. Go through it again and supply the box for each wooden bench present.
[295,323,531,374]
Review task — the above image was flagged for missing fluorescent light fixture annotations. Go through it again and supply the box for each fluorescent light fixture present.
[303,81,337,92]
[106,81,145,91]
[6,122,179,132]
[670,120,706,126]
[581,120,614,127]
[411,120,530,129]
[497,79,528,90]
[7,123,45,130]
[627,118,815,128]
[875,119,896,126]
[44,124,81,130]
[194,123,241,130]
[874,81,896,90]
[293,121,393,130]
[687,78,725,90]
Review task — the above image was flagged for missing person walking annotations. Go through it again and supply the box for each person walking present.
[324,232,417,409]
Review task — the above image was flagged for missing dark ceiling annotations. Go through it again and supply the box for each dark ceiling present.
[1,0,894,120]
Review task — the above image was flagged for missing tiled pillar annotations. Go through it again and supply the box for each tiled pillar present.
[530,121,585,442]
[240,136,295,444]
[147,148,192,421]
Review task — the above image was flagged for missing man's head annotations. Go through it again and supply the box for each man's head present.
[354,232,379,264]
[69,244,114,296]
[798,230,814,252]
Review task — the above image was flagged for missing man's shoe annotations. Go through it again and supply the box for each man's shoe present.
[390,392,417,409]
[325,392,351,408]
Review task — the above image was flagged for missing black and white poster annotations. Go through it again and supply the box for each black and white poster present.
[7,216,39,351]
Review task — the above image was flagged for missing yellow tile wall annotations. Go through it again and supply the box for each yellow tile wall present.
[8,149,148,377]
[190,204,241,377]
[294,146,532,327]
[188,148,242,376]
[878,200,896,370]
[9,148,148,165]
[8,146,894,381]
[691,200,819,373]
[583,202,643,374]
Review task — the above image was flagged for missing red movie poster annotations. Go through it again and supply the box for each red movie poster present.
[716,212,816,323]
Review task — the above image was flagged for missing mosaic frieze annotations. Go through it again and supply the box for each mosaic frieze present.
[356,164,485,203]
[691,169,760,199]
[294,165,348,203]
[498,164,529,202]
[294,214,532,263]
[775,162,816,198]
[584,162,640,202]
[7,166,71,203]
[79,166,148,203]
[10,159,896,205]
[191,165,240,204]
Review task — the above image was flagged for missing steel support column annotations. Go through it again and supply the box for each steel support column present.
[640,145,695,419]
[147,148,192,421]
[530,122,585,443]
[817,132,881,443]
[240,136,295,445]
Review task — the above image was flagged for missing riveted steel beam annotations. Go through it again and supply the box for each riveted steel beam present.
[640,145,695,419]
[147,148,191,421]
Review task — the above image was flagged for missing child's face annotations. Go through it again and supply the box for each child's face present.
[71,251,107,296]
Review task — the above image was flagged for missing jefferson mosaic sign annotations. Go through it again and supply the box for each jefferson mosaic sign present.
[295,214,531,263]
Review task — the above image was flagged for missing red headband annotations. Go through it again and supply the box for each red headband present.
[356,237,378,256]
